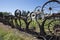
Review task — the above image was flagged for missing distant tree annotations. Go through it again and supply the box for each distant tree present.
[0,12,12,18]
[27,11,30,15]
[3,12,12,16]
[21,10,27,17]
[0,12,3,18]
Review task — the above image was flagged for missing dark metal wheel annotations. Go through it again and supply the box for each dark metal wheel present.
[41,0,60,19]
[14,9,21,17]
[48,19,60,36]
[14,9,22,29]
[41,0,60,36]
[42,15,60,36]
[28,6,42,33]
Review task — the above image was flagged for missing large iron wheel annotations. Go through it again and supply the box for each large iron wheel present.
[43,16,60,35]
[41,0,60,35]
[41,0,60,15]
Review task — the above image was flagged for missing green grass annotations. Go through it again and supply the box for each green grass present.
[0,27,24,40]
[0,18,59,40]
[0,26,38,40]
[0,19,60,40]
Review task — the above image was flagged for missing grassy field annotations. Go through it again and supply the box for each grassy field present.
[0,23,38,40]
[0,23,24,40]
[0,19,59,40]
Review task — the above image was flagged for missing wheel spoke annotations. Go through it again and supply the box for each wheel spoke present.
[43,1,60,14]
[53,8,60,11]
[53,6,60,8]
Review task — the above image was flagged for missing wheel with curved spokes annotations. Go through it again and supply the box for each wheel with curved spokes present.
[41,0,60,36]
[42,15,60,36]
[41,0,60,15]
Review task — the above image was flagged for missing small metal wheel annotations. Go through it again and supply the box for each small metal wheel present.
[28,12,40,33]
[14,9,21,29]
[14,9,21,17]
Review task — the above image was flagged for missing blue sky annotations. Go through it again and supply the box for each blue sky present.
[0,0,48,14]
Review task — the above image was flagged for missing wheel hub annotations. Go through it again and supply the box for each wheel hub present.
[49,7,52,10]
